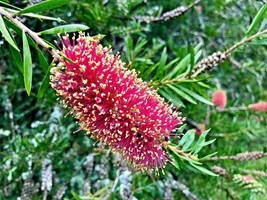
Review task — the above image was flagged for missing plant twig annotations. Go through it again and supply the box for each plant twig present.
[213,106,248,112]
[189,28,267,78]
[135,0,201,23]
[171,179,200,200]
[224,29,267,56]
[204,151,267,161]
[0,6,58,57]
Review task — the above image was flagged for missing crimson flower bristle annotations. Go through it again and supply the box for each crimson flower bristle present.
[50,33,183,172]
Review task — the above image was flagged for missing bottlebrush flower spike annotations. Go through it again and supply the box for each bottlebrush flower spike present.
[50,33,183,172]
[212,90,227,110]
[248,101,267,112]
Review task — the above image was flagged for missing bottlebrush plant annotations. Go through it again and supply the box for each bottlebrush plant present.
[0,0,266,200]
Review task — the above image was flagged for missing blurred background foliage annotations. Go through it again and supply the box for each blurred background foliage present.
[0,0,266,199]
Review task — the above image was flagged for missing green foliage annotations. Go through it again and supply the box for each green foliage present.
[22,30,32,96]
[245,3,267,37]
[40,24,89,35]
[0,0,267,199]
[16,0,71,15]
[0,15,19,51]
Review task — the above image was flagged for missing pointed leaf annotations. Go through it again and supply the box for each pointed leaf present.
[158,88,184,107]
[37,61,53,98]
[16,0,71,15]
[142,63,158,80]
[179,130,195,146]
[125,37,133,61]
[177,86,213,105]
[36,47,49,71]
[0,15,19,51]
[190,163,218,176]
[22,31,32,96]
[245,3,267,37]
[40,24,89,35]
[167,85,197,104]
[23,13,64,22]
[0,1,22,10]
[182,130,195,150]
[170,154,180,170]
[71,191,82,200]
[10,44,23,73]
[154,47,167,79]
[134,39,147,56]
[164,54,190,80]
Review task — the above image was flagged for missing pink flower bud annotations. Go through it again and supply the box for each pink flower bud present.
[249,102,267,112]
[212,90,227,110]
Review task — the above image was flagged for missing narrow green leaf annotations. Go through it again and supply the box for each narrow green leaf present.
[37,61,53,99]
[176,124,187,134]
[40,24,89,35]
[6,8,65,22]
[164,54,190,80]
[179,44,202,78]
[199,152,218,160]
[0,1,22,10]
[192,129,211,154]
[177,154,201,164]
[0,15,20,51]
[22,31,33,96]
[36,47,49,71]
[167,85,197,104]
[3,18,38,48]
[190,163,218,176]
[23,13,64,22]
[154,47,167,79]
[182,130,195,150]
[189,44,195,72]
[179,130,195,146]
[177,86,213,105]
[134,39,147,56]
[158,88,184,107]
[125,37,133,61]
[16,0,71,15]
[71,191,82,200]
[164,57,180,72]
[170,154,180,170]
[142,63,158,80]
[189,139,216,153]
[245,3,267,37]
[202,139,216,146]
[9,44,23,73]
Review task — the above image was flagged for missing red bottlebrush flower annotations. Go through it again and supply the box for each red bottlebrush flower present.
[212,90,227,110]
[50,34,183,172]
[249,101,267,112]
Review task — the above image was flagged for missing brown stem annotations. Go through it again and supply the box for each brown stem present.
[224,29,267,56]
[204,152,267,161]
[213,106,248,112]
[165,142,199,161]
[135,0,201,23]
[0,7,58,57]
[188,28,267,78]
[0,7,48,48]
